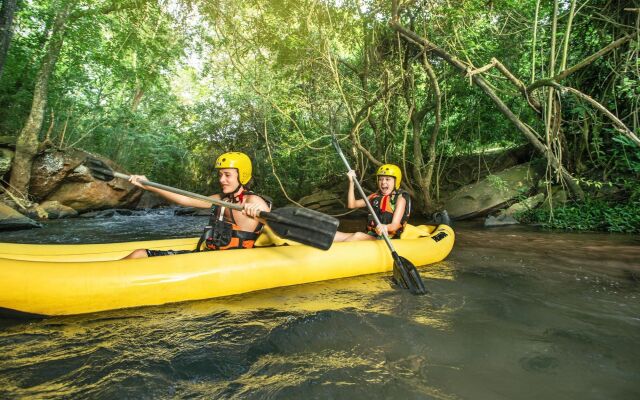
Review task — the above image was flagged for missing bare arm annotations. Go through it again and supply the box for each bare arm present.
[241,194,271,225]
[346,170,367,209]
[128,175,218,209]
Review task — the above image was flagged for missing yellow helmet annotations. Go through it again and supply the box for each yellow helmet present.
[215,152,252,185]
[376,164,402,189]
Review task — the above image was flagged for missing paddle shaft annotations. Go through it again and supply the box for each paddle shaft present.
[112,171,246,212]
[332,140,398,254]
[112,172,319,229]
[87,157,339,250]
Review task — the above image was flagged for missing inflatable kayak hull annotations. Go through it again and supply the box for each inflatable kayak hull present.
[0,224,454,317]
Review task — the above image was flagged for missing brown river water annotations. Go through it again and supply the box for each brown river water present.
[0,212,639,399]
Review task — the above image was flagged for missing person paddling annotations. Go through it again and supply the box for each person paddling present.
[334,164,410,242]
[123,152,271,258]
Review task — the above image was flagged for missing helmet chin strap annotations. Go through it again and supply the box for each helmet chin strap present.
[230,168,244,200]
[227,184,244,202]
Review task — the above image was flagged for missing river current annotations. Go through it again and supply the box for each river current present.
[1,210,639,399]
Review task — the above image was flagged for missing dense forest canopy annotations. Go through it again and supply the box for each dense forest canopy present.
[0,0,638,229]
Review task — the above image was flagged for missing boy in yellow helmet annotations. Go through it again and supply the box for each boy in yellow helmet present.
[334,164,411,242]
[124,152,271,258]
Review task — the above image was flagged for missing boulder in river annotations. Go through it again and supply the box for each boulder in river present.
[0,202,41,231]
[29,149,142,212]
[501,193,545,217]
[39,200,79,219]
[136,191,171,209]
[443,162,542,220]
[0,148,14,177]
[297,190,355,215]
[24,204,48,220]
[439,144,535,192]
[484,214,520,227]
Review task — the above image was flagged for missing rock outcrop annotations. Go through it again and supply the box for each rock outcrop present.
[0,202,41,230]
[484,214,519,227]
[136,191,171,209]
[483,193,546,227]
[29,149,142,213]
[439,144,535,192]
[297,190,358,216]
[39,200,79,219]
[501,193,545,217]
[443,162,542,219]
[0,148,14,178]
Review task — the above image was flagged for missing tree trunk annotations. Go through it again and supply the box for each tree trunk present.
[0,0,18,79]
[9,2,72,195]
[420,54,442,211]
[389,17,584,200]
[131,87,145,112]
[400,51,442,213]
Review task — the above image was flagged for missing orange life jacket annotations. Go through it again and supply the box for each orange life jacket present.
[196,189,271,251]
[366,190,411,238]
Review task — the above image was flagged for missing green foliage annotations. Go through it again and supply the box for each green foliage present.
[518,199,640,233]
[612,135,640,174]
[0,0,638,222]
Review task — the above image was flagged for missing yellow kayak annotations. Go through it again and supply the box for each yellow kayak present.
[0,224,454,317]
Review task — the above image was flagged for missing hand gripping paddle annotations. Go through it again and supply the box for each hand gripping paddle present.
[330,138,427,294]
[86,157,339,250]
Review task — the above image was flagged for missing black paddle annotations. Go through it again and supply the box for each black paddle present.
[331,137,428,295]
[85,157,339,250]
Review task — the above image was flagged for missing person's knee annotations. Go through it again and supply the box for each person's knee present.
[334,231,377,242]
[333,231,350,242]
[345,232,375,242]
[357,232,375,241]
[123,249,148,259]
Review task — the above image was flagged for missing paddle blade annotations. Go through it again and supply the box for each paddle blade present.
[392,253,428,295]
[85,157,115,182]
[261,207,339,251]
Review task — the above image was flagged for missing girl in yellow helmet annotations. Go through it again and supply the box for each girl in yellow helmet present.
[123,152,271,258]
[334,164,411,242]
